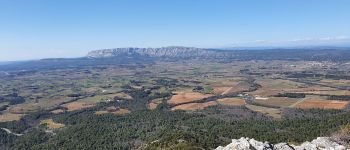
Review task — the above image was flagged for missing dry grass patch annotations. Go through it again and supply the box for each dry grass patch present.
[216,98,246,106]
[106,106,118,111]
[8,104,41,114]
[207,78,242,86]
[295,99,349,109]
[209,78,248,95]
[131,85,143,89]
[41,119,65,129]
[246,104,282,119]
[260,79,301,89]
[254,97,299,107]
[229,82,251,93]
[0,113,24,122]
[212,81,250,95]
[37,97,75,109]
[83,87,101,93]
[295,90,350,96]
[62,102,95,111]
[112,108,131,116]
[213,86,232,94]
[95,106,131,116]
[320,79,350,86]
[171,101,218,111]
[8,97,74,114]
[113,92,133,100]
[168,91,213,105]
[249,79,303,97]
[282,86,350,96]
[95,111,109,115]
[148,98,163,110]
[78,93,133,104]
[250,90,281,97]
[51,109,65,114]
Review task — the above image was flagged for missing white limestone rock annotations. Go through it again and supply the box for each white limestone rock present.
[215,137,347,150]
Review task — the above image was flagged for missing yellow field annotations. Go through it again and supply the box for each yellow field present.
[0,113,24,122]
[95,111,109,115]
[40,119,65,129]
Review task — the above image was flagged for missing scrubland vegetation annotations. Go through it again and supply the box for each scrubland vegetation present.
[1,54,350,149]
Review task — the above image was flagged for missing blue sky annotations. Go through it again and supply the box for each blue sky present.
[0,0,349,61]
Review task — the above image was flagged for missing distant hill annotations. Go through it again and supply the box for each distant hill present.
[87,46,350,61]
[1,46,350,71]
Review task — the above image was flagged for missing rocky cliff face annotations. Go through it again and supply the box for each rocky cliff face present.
[86,46,232,58]
[216,137,347,150]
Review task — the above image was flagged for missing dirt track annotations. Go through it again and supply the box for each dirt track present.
[1,128,23,136]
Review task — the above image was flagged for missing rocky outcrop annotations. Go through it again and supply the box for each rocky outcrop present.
[216,137,347,150]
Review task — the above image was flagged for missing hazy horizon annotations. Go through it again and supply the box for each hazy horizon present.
[1,0,349,61]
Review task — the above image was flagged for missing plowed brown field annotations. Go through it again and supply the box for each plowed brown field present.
[216,98,246,106]
[296,99,349,109]
[168,91,213,105]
